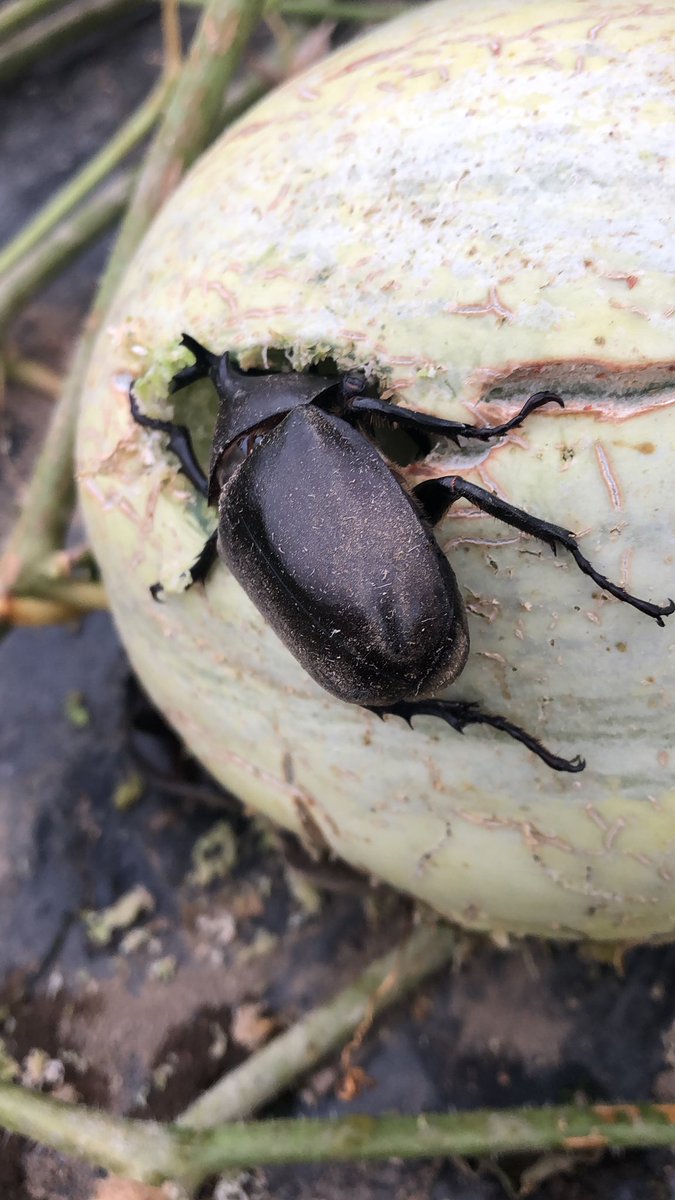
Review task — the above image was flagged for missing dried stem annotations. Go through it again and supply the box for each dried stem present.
[160,0,182,78]
[4,355,62,399]
[0,585,107,633]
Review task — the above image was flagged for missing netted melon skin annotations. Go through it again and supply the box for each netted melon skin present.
[77,0,675,941]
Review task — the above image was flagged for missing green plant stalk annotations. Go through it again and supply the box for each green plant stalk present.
[0,80,168,282]
[0,171,134,330]
[0,0,266,603]
[160,0,182,77]
[273,0,405,19]
[180,922,456,1128]
[181,0,405,19]
[0,78,268,611]
[0,0,141,84]
[109,0,266,276]
[218,71,270,127]
[0,0,71,41]
[1,1087,675,1189]
[0,922,456,1178]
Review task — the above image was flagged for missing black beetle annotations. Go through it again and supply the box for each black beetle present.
[130,334,674,773]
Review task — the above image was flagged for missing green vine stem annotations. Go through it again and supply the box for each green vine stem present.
[180,922,456,1128]
[0,81,167,283]
[0,170,134,330]
[273,0,404,18]
[0,925,455,1182]
[181,0,405,19]
[0,0,139,84]
[108,0,266,276]
[0,0,401,53]
[0,0,71,42]
[0,0,266,607]
[1,1086,675,1190]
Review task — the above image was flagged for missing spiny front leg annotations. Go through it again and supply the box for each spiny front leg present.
[370,699,585,773]
[130,368,216,600]
[347,390,563,444]
[414,476,675,626]
[130,386,209,497]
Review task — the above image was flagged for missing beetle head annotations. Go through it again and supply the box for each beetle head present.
[207,355,341,504]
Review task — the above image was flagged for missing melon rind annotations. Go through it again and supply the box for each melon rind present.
[77,0,675,941]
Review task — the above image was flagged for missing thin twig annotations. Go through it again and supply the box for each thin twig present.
[0,81,167,282]
[0,171,134,332]
[0,587,106,629]
[0,0,140,84]
[160,0,182,79]
[180,922,455,1128]
[4,355,62,399]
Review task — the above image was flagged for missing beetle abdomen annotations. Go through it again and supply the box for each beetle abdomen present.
[218,407,468,705]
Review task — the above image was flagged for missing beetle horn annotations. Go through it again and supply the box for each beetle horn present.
[180,332,218,371]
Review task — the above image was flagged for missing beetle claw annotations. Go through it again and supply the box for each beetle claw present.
[650,598,674,627]
[149,582,165,603]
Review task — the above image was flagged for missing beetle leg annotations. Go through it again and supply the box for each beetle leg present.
[130,386,209,497]
[149,529,219,602]
[369,699,585,773]
[185,529,219,586]
[414,475,675,625]
[347,390,562,444]
[169,333,219,394]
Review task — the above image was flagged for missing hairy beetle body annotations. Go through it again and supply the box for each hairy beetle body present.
[218,406,469,706]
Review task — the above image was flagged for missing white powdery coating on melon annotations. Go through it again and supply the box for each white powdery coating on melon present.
[212,44,673,302]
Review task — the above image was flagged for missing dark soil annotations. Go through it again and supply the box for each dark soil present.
[1,10,675,1200]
